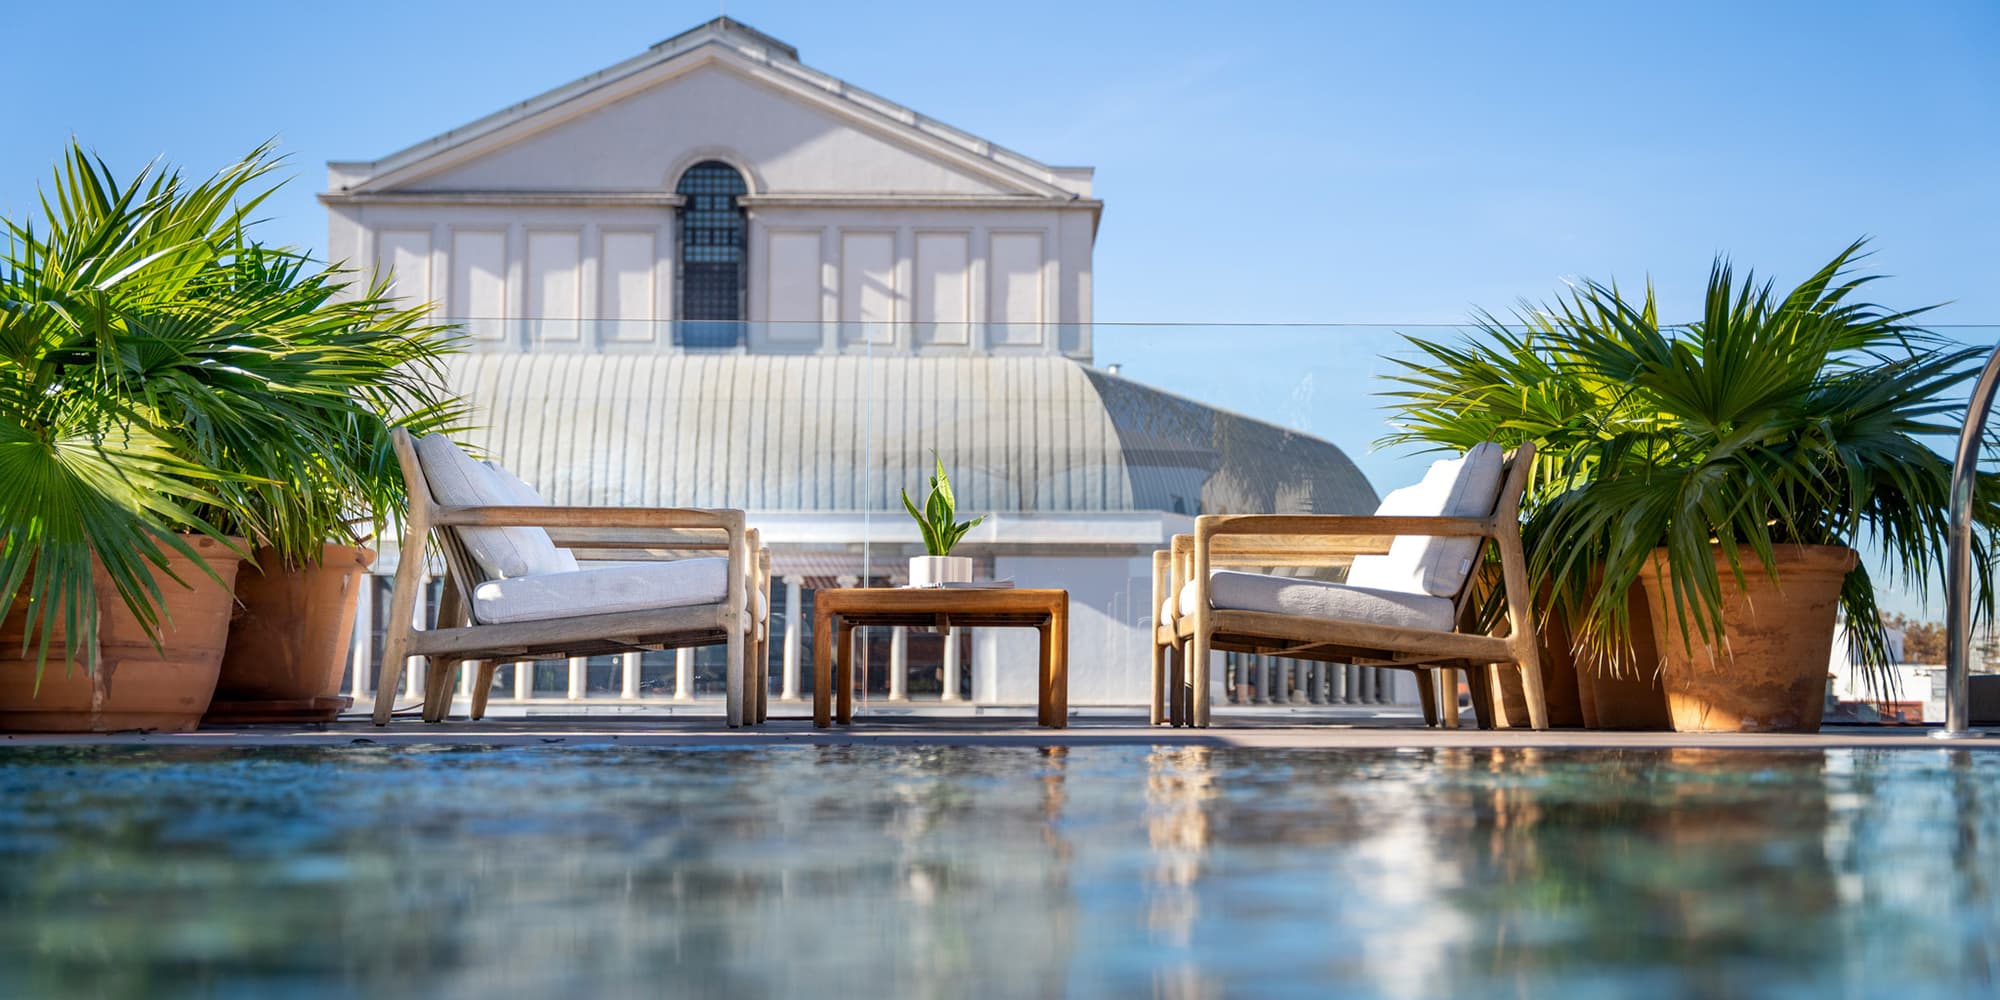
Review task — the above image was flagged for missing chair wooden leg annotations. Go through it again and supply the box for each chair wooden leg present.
[470,661,496,720]
[423,657,456,723]
[755,629,769,724]
[1150,637,1167,726]
[1467,666,1496,730]
[1519,659,1550,731]
[1437,668,1461,728]
[725,626,745,729]
[1190,629,1212,728]
[1416,669,1438,727]
[1487,663,1514,730]
[1167,642,1188,727]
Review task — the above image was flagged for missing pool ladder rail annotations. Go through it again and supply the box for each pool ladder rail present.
[1935,342,2000,740]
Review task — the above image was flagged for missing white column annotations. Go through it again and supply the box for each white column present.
[675,647,695,700]
[514,661,534,701]
[889,626,908,700]
[941,629,962,702]
[567,657,586,700]
[349,575,374,701]
[780,576,803,700]
[621,652,642,699]
[405,574,430,699]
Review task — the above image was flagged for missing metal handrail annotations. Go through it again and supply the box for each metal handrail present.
[1934,343,2000,740]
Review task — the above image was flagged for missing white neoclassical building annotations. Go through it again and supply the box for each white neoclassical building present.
[326,18,1390,712]
[325,17,1097,355]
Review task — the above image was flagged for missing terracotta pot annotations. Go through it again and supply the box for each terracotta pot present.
[0,535,242,733]
[1639,544,1857,734]
[1535,585,1671,730]
[1465,571,1585,727]
[208,544,374,710]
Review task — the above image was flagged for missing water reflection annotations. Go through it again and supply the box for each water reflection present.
[0,745,1996,997]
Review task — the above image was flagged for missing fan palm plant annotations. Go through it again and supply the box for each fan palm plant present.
[0,141,462,684]
[1383,241,1998,692]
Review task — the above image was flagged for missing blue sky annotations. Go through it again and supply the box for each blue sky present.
[5,0,1996,613]
[5,0,1994,324]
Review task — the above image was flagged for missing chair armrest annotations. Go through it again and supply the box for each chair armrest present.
[434,505,744,532]
[1196,514,1490,541]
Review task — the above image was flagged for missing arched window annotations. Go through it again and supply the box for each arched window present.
[675,161,748,346]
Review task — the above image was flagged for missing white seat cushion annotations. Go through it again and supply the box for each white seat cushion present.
[1160,596,1175,627]
[472,558,731,625]
[414,436,571,580]
[1181,570,1456,633]
[484,461,580,574]
[1345,442,1505,598]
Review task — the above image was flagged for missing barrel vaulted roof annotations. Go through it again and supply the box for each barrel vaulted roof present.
[448,354,1378,518]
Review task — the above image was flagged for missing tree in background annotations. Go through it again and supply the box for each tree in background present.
[1881,613,1946,664]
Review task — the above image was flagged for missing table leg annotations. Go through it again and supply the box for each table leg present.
[1036,623,1051,726]
[836,621,857,725]
[1050,601,1069,728]
[813,607,833,728]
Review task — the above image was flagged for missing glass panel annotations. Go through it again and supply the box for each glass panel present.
[358,321,2000,716]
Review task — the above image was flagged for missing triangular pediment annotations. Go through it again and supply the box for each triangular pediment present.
[330,25,1087,201]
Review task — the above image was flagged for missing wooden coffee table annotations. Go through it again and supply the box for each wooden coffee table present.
[812,588,1069,728]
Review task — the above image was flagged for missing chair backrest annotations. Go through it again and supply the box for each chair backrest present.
[1344,442,1506,598]
[483,460,581,573]
[389,429,487,627]
[407,434,572,582]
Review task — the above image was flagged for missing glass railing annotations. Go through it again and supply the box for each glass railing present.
[350,321,2000,720]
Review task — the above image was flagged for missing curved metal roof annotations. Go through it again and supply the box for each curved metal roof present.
[447,354,1378,516]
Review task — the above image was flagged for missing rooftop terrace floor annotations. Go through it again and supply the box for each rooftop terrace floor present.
[8,708,1996,752]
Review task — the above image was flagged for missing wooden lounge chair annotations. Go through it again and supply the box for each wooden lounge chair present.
[376,429,764,726]
[1155,442,1546,729]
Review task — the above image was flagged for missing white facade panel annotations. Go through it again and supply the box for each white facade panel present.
[527,230,582,342]
[766,230,823,327]
[989,232,1044,343]
[599,231,657,342]
[915,232,969,345]
[377,228,434,315]
[840,231,896,344]
[449,230,507,341]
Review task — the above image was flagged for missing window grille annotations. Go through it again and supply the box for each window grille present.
[675,161,748,346]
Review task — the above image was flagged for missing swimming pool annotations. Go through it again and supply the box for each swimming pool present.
[1,745,1994,998]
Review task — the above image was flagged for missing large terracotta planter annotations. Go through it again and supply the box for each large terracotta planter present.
[1571,584,1672,731]
[205,544,373,724]
[1510,584,1671,730]
[1638,544,1857,734]
[0,535,243,733]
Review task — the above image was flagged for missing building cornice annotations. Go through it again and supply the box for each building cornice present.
[740,194,1101,212]
[318,190,686,208]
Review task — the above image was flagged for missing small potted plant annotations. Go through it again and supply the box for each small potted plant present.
[902,454,985,587]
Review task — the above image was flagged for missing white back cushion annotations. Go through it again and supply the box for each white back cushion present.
[484,462,581,573]
[412,435,570,580]
[1344,442,1506,598]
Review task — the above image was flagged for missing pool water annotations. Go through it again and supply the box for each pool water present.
[0,745,1995,998]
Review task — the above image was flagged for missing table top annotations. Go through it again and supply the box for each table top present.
[813,587,1067,627]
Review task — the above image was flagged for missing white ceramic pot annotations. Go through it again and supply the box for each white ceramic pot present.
[908,555,974,588]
